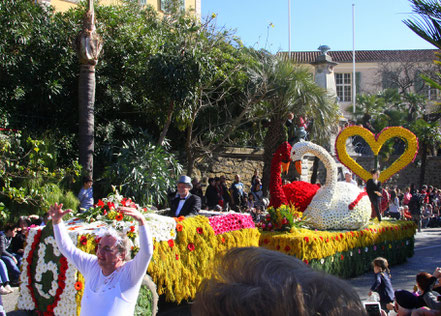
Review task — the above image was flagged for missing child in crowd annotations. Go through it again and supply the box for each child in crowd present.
[369,257,394,313]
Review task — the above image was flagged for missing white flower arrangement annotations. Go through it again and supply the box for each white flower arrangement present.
[291,141,371,230]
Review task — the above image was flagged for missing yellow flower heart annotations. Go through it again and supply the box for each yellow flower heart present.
[335,126,419,183]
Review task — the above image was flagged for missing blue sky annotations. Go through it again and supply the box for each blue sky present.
[201,0,436,53]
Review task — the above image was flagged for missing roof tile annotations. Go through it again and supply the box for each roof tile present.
[278,49,440,63]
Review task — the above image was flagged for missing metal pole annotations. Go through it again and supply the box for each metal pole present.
[288,0,291,60]
[352,3,356,114]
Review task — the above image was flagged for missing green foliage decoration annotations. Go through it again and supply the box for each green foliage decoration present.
[134,285,154,316]
[103,136,183,206]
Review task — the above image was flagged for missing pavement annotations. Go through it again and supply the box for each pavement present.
[349,226,441,302]
[2,226,441,315]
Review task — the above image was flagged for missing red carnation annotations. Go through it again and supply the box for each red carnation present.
[168,239,174,248]
[304,236,309,243]
[97,199,105,207]
[80,235,88,246]
[187,243,195,251]
[196,227,203,234]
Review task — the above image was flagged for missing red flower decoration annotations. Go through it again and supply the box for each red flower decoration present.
[304,236,309,243]
[221,237,225,243]
[187,243,195,251]
[74,281,83,291]
[97,199,105,207]
[130,226,135,232]
[196,227,203,234]
[80,236,88,246]
[107,202,115,210]
[121,197,132,207]
[284,245,290,252]
[303,259,309,265]
[175,254,179,260]
[168,239,174,248]
[176,224,183,232]
[115,212,124,221]
[340,254,344,260]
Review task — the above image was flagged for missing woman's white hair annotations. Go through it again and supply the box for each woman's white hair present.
[97,227,133,261]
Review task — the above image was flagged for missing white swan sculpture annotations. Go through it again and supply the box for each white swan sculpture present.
[290,141,372,230]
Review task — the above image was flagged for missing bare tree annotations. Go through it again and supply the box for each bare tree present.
[376,53,439,95]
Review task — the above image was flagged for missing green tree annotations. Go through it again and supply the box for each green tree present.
[248,53,339,195]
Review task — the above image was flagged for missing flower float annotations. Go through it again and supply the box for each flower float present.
[269,141,320,211]
[260,220,416,278]
[258,204,303,231]
[335,126,419,183]
[291,141,371,230]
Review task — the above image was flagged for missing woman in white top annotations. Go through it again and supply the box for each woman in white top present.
[48,203,153,316]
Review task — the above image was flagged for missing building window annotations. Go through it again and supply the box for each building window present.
[425,86,438,100]
[160,0,185,12]
[336,73,352,102]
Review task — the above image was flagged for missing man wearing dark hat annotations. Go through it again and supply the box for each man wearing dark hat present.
[168,176,201,217]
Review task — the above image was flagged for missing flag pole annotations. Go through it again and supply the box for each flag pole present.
[352,3,356,114]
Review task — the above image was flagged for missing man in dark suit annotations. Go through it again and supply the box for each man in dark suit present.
[168,175,201,217]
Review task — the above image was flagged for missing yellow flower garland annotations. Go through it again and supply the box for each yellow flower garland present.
[76,234,96,316]
[260,220,416,261]
[335,126,418,182]
[147,216,260,303]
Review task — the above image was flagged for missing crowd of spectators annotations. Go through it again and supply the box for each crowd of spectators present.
[166,171,269,222]
[369,265,441,316]
[382,184,441,231]
[0,214,49,295]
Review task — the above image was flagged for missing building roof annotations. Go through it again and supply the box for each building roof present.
[278,49,440,64]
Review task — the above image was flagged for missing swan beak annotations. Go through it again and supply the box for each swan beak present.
[294,160,302,175]
[281,161,290,174]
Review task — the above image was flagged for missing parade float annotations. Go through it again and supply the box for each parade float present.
[17,126,419,315]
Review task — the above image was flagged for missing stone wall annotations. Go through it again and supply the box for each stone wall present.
[193,147,264,191]
[193,147,441,191]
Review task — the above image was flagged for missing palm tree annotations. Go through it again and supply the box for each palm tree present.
[75,0,103,178]
[251,53,339,195]
[404,0,441,49]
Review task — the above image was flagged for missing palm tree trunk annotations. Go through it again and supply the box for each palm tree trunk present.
[78,64,95,177]
[310,156,320,184]
[262,119,285,196]
[157,101,174,146]
[75,1,102,178]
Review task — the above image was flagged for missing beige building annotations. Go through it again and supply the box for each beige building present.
[37,0,201,17]
[280,49,440,117]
